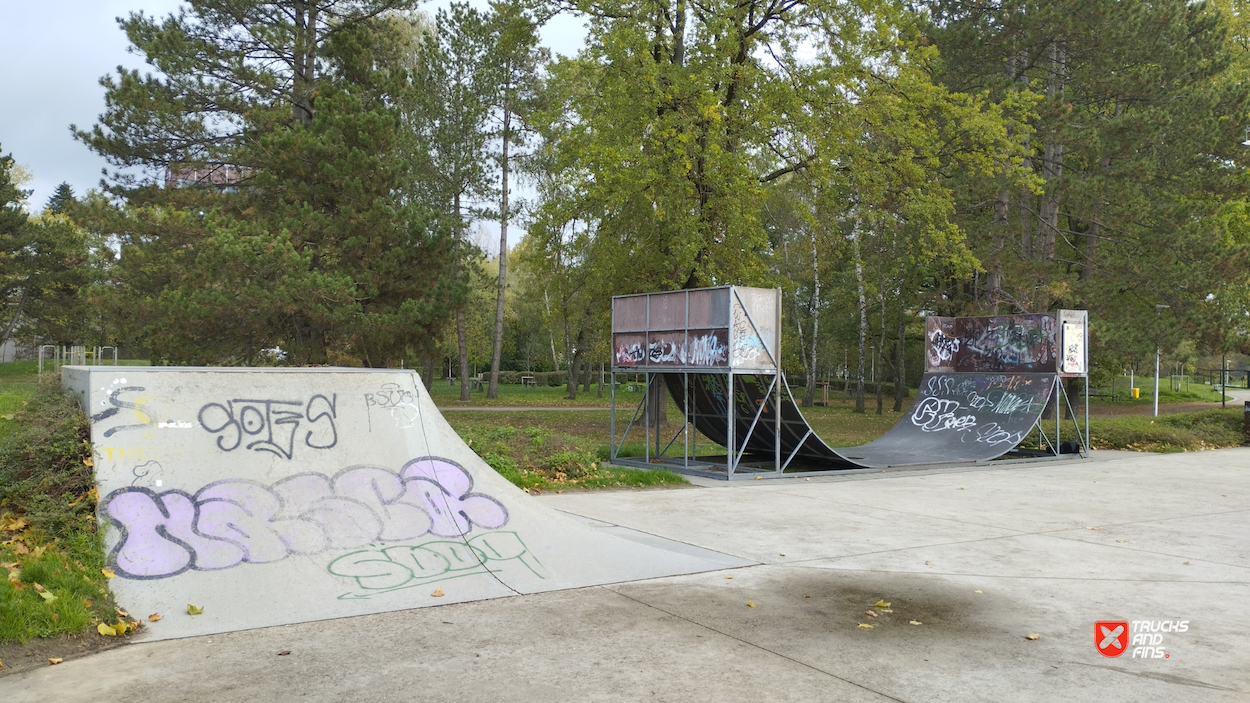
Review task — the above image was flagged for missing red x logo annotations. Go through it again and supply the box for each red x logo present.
[1096,621,1129,657]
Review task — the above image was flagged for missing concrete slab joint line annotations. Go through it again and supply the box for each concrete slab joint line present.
[61,366,746,641]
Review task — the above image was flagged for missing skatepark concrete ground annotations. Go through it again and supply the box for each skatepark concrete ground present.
[3,448,1247,702]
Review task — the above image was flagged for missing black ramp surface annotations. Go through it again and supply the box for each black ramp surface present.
[839,372,1055,467]
[663,372,1055,469]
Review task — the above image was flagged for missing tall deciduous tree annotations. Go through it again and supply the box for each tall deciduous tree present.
[485,0,548,399]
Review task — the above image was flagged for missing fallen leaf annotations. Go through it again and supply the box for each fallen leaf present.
[865,610,878,617]
[1025,633,1040,640]
[115,608,129,618]
[39,590,56,603]
[910,620,923,626]
[67,494,86,508]
[1086,526,1101,531]
[754,476,761,481]
[30,546,46,559]
[148,613,162,622]
[803,595,811,598]
[431,587,445,597]
[1116,540,1128,543]
[32,582,45,592]
[11,543,28,555]
[957,487,964,490]
[98,623,117,637]
[724,576,733,579]
[779,553,786,556]
[0,562,16,569]
[746,601,756,608]
[974,590,983,594]
[88,488,98,501]
[0,657,4,669]
[925,561,932,565]
[101,568,116,578]
[1,517,29,531]
[857,623,873,629]
[805,478,811,481]
[277,650,291,656]
[875,600,891,608]
[882,609,893,613]
[48,658,62,665]
[1183,561,1191,565]
[84,599,92,607]
[82,457,94,467]
[187,604,203,615]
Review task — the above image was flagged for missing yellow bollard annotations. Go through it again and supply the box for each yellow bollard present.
[1131,387,1140,399]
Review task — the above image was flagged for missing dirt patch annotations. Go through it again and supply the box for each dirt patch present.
[0,630,129,677]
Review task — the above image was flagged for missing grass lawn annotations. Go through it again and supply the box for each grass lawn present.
[428,378,643,408]
[1087,378,1229,406]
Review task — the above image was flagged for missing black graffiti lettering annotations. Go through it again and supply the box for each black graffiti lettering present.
[199,395,338,459]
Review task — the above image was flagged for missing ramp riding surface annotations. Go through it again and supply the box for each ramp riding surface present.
[63,367,748,640]
[665,372,1056,469]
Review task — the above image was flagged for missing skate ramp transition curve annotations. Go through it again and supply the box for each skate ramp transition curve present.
[665,371,1057,469]
[63,367,750,640]
[658,311,1087,469]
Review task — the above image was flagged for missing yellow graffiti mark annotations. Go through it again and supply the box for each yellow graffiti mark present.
[132,397,151,426]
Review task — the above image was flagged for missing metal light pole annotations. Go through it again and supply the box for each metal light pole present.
[1153,304,1170,417]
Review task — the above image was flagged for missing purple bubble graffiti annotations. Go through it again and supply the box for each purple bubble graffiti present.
[102,457,509,580]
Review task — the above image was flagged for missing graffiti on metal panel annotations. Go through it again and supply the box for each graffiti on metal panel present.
[329,531,547,599]
[927,328,961,368]
[613,332,728,367]
[364,382,419,430]
[731,303,771,367]
[100,457,508,580]
[925,316,1057,373]
[909,374,1050,446]
[197,394,337,459]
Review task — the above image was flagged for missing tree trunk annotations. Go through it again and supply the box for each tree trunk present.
[876,289,885,415]
[488,107,512,399]
[805,225,821,407]
[1082,152,1111,282]
[894,315,905,412]
[565,324,586,399]
[1039,38,1066,263]
[292,1,317,127]
[421,357,434,392]
[0,286,29,351]
[596,361,604,398]
[454,192,470,402]
[853,223,867,413]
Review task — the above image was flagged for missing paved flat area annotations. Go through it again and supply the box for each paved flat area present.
[3,449,1248,702]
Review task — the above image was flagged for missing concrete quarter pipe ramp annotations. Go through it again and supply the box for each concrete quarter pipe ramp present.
[63,367,750,640]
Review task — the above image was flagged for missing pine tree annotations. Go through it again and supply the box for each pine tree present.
[44,182,75,215]
[74,1,459,366]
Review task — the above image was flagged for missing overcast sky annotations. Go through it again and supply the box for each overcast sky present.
[0,0,587,254]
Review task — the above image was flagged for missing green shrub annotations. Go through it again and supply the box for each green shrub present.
[0,377,122,643]
[0,379,95,536]
[497,371,520,385]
